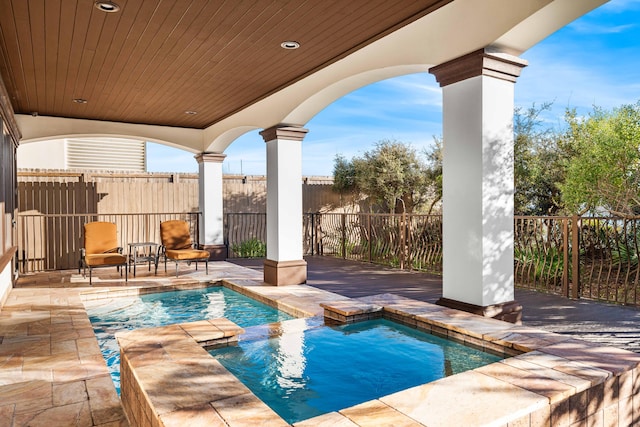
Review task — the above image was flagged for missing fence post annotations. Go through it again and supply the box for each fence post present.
[223,213,229,250]
[571,215,581,299]
[310,213,315,256]
[315,213,322,255]
[196,212,201,248]
[562,217,569,297]
[341,213,346,259]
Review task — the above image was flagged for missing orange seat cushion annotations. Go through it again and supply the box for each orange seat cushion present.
[85,253,127,267]
[84,222,119,255]
[160,220,194,250]
[165,249,210,261]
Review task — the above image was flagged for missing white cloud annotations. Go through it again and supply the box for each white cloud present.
[567,21,636,35]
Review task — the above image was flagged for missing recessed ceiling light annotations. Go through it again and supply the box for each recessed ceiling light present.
[94,1,120,12]
[185,111,198,115]
[280,41,300,50]
[73,98,88,104]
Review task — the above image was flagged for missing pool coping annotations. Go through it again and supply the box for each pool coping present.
[111,278,640,426]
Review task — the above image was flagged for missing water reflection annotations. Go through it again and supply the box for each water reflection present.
[212,319,501,424]
[87,286,294,393]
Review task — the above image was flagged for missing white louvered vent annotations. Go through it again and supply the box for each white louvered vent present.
[66,138,146,171]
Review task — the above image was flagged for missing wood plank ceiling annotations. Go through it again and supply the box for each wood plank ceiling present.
[0,0,450,129]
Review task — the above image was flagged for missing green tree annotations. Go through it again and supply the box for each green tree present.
[424,136,442,215]
[513,102,566,215]
[333,140,436,213]
[332,154,358,193]
[560,101,640,217]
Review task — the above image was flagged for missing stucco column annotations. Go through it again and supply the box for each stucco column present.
[260,125,309,285]
[195,152,227,260]
[429,49,527,323]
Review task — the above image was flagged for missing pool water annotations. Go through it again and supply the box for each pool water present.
[211,318,502,424]
[87,286,294,392]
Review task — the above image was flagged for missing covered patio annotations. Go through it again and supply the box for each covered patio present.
[1,0,610,322]
[2,0,634,425]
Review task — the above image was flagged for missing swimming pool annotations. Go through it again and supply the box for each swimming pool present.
[87,286,294,392]
[210,318,503,424]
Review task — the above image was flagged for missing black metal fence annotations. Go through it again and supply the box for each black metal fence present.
[17,212,200,272]
[226,212,640,306]
[19,210,640,306]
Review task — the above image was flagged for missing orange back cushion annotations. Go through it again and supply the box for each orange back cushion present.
[84,222,118,255]
[160,220,193,250]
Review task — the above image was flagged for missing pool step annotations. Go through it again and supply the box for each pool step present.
[320,300,383,324]
[180,318,245,349]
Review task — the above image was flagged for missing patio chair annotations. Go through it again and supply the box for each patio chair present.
[159,220,210,277]
[79,221,128,285]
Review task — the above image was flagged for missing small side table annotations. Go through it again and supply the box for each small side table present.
[128,242,159,277]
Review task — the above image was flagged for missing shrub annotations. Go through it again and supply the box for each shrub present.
[231,238,266,258]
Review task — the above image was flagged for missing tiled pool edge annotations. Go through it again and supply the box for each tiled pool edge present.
[79,276,347,319]
[80,280,220,303]
[116,283,640,427]
[318,294,640,425]
[117,317,327,427]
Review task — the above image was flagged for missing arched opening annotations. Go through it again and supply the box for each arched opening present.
[219,71,442,177]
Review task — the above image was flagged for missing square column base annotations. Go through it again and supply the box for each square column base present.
[436,297,522,324]
[199,244,227,261]
[263,259,307,286]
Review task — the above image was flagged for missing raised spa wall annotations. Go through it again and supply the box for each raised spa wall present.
[116,281,640,427]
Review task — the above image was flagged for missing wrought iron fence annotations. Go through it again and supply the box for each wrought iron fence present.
[225,213,266,258]
[514,216,571,296]
[17,209,640,306]
[302,213,443,273]
[578,217,640,305]
[301,213,640,306]
[17,212,200,272]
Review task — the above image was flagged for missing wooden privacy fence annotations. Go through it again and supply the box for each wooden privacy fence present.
[17,169,343,215]
[17,212,200,272]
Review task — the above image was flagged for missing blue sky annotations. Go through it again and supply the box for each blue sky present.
[147,0,640,176]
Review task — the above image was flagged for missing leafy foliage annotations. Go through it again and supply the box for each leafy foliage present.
[560,101,640,217]
[424,137,443,215]
[332,140,436,213]
[231,238,266,258]
[514,102,566,215]
[333,100,640,217]
[332,154,358,195]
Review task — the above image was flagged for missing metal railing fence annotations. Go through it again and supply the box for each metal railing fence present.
[17,212,200,272]
[225,213,267,258]
[18,210,640,306]
[301,213,640,306]
[302,213,443,273]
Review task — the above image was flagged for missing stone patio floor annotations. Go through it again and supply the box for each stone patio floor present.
[1,255,640,426]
